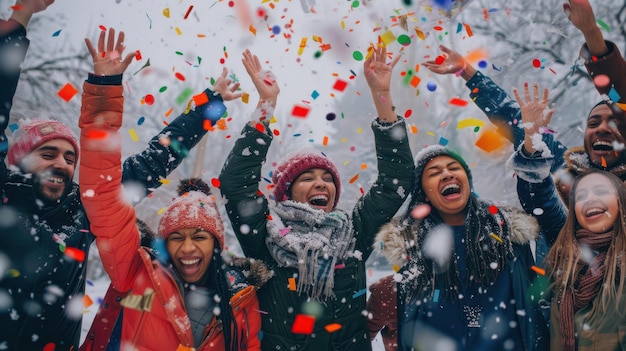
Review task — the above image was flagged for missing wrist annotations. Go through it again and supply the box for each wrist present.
[10,8,32,28]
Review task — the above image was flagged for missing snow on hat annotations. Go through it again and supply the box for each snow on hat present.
[8,119,79,167]
[158,178,225,249]
[272,148,341,208]
[411,144,473,205]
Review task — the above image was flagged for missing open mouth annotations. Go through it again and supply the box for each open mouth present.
[441,184,460,196]
[309,194,329,207]
[48,176,65,185]
[180,258,201,274]
[585,207,606,218]
[592,140,614,151]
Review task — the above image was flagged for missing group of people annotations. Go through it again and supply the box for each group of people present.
[0,0,625,351]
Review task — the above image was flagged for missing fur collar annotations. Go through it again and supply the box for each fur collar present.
[374,206,539,267]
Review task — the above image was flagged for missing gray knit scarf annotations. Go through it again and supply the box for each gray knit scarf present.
[266,200,355,301]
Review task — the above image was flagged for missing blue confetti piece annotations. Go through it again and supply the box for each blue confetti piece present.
[609,87,621,102]
[438,137,449,146]
[137,116,145,125]
[87,280,94,286]
[52,29,62,37]
[311,90,320,100]
[8,123,19,133]
[293,133,302,137]
[352,288,367,299]
[272,25,281,35]
[456,23,463,33]
[492,64,502,72]
[427,81,437,92]
[433,289,440,302]
[349,69,357,77]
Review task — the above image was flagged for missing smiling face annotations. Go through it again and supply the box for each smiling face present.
[573,173,619,233]
[289,168,336,213]
[584,104,626,168]
[19,139,76,204]
[166,228,215,283]
[420,155,470,226]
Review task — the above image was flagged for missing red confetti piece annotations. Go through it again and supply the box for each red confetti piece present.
[175,72,186,81]
[145,94,155,105]
[449,98,469,107]
[43,343,56,351]
[64,247,85,262]
[57,83,78,102]
[184,5,194,19]
[291,105,310,118]
[98,25,107,31]
[291,314,316,334]
[211,178,220,187]
[349,173,359,184]
[332,79,348,92]
[193,92,209,106]
[488,205,498,214]
[135,50,142,60]
[532,59,541,68]
[255,123,266,133]
[10,5,24,10]
[404,109,413,118]
[85,130,108,139]
[435,55,446,64]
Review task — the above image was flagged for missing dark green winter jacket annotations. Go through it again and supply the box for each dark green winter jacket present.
[219,117,414,351]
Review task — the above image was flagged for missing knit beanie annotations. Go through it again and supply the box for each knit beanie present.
[8,120,79,167]
[272,148,341,208]
[410,144,473,205]
[158,178,225,249]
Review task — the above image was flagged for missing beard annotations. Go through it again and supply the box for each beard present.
[33,168,72,205]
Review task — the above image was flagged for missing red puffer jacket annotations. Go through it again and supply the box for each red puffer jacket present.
[78,89,268,350]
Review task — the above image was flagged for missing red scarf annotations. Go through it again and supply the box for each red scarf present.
[559,228,614,351]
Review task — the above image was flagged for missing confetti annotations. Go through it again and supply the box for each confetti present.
[288,277,296,291]
[291,105,310,118]
[325,323,343,333]
[475,128,506,152]
[349,174,359,184]
[83,294,94,308]
[184,5,194,20]
[64,247,86,262]
[352,288,367,299]
[457,118,485,130]
[144,94,155,105]
[57,83,78,102]
[291,314,315,334]
[163,7,170,18]
[128,128,139,142]
[333,79,348,92]
[52,29,62,37]
[449,97,469,107]
[489,233,503,243]
[531,265,546,276]
[596,18,610,32]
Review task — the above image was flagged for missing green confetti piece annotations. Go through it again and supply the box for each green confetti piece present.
[352,50,364,61]
[403,69,414,86]
[397,34,411,46]
[351,0,359,8]
[596,18,610,32]
[198,56,202,65]
[175,87,194,105]
[210,77,216,85]
[159,86,168,93]
[175,51,184,55]
[314,51,322,58]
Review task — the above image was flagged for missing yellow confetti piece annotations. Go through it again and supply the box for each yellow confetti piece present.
[269,116,277,124]
[356,127,363,134]
[288,277,296,291]
[489,233,503,243]
[242,93,250,104]
[175,27,182,35]
[128,128,139,142]
[157,207,167,215]
[414,26,425,40]
[380,30,396,45]
[312,35,322,43]
[298,37,307,55]
[427,131,436,137]
[457,118,485,130]
[392,264,400,272]
[163,7,170,18]
[6,269,20,278]
[158,179,170,185]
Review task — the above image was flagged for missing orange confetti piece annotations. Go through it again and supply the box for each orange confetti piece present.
[602,156,607,168]
[242,93,250,104]
[193,92,209,106]
[216,118,228,130]
[57,83,78,102]
[288,277,296,291]
[64,247,85,262]
[83,294,94,308]
[483,8,489,20]
[249,24,257,35]
[322,136,329,146]
[414,26,425,40]
[531,265,546,276]
[291,314,315,334]
[475,128,506,153]
[360,163,367,170]
[176,345,194,351]
[203,120,214,131]
[324,323,343,333]
[164,108,174,117]
[349,173,359,184]
[463,23,473,37]
[410,75,421,88]
[410,125,418,134]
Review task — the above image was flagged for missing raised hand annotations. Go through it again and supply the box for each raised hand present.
[363,45,400,94]
[242,49,279,104]
[10,0,55,27]
[422,45,477,81]
[213,67,242,102]
[512,82,555,154]
[85,28,136,76]
[563,0,597,33]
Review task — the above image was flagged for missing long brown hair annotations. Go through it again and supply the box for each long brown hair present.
[545,170,626,314]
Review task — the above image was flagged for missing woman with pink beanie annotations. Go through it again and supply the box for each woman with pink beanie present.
[219,47,414,350]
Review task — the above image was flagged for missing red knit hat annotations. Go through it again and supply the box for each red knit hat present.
[272,148,341,208]
[158,179,225,249]
[8,120,79,167]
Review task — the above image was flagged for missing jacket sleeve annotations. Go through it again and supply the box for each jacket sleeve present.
[466,71,566,173]
[121,89,220,201]
[219,122,273,260]
[0,20,29,189]
[581,40,626,139]
[508,149,566,248]
[79,82,141,293]
[352,118,414,261]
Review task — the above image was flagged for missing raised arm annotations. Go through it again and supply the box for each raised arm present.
[80,28,140,292]
[353,45,414,260]
[219,50,279,259]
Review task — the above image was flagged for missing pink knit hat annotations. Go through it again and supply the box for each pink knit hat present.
[272,148,341,208]
[8,120,79,167]
[158,179,225,249]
